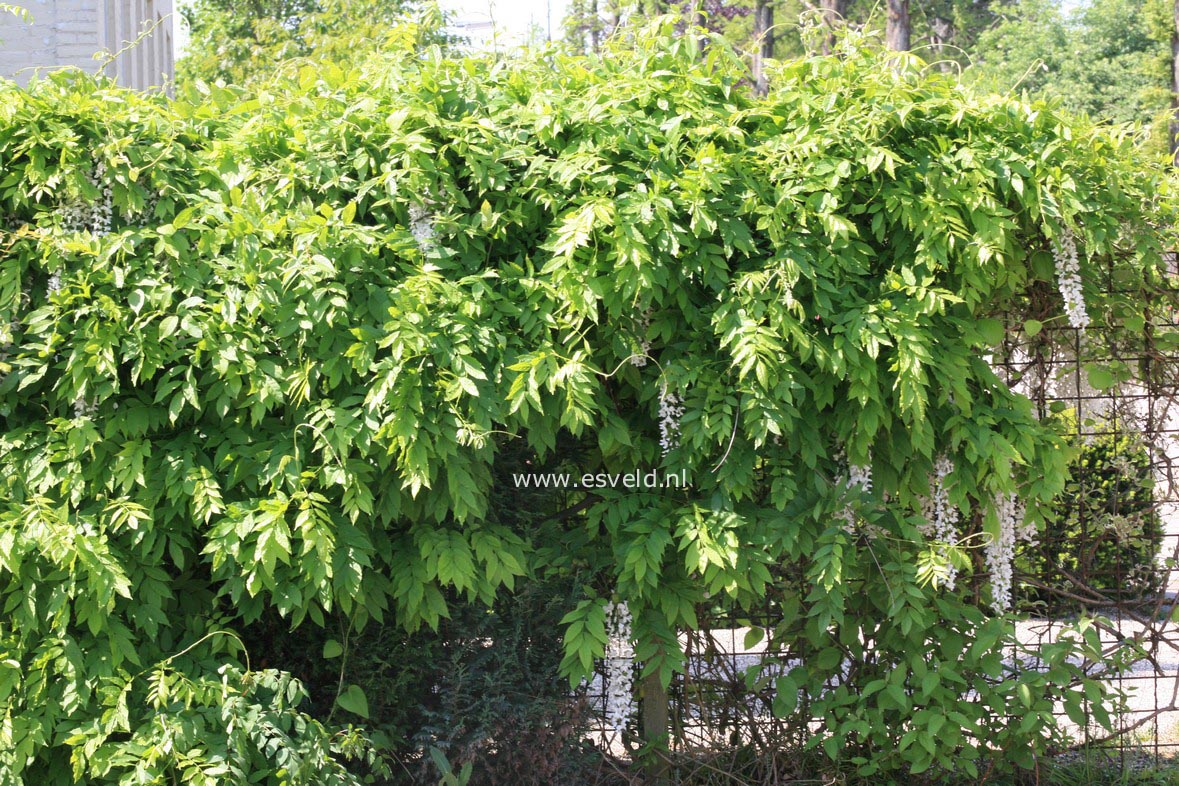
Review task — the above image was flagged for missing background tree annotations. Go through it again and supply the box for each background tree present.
[968,0,1172,151]
[1172,0,1179,162]
[177,0,448,85]
[752,0,774,91]
[819,0,848,54]
[886,0,910,50]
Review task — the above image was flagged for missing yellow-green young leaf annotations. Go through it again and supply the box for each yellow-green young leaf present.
[1087,366,1116,390]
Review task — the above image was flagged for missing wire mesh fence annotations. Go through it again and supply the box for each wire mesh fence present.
[583,260,1179,768]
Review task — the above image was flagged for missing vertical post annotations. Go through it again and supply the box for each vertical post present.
[640,670,670,786]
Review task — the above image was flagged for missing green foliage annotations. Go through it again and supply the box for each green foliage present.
[1019,414,1163,613]
[427,748,471,786]
[0,21,1175,782]
[969,0,1172,150]
[0,4,29,23]
[237,576,600,785]
[177,0,451,86]
[563,0,1001,71]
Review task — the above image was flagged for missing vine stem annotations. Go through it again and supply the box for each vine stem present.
[327,617,353,725]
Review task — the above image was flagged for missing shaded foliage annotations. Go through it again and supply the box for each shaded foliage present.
[1019,420,1163,614]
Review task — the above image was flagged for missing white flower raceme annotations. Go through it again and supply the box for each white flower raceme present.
[59,163,115,237]
[603,600,636,735]
[631,309,652,367]
[1053,227,1090,330]
[922,456,961,590]
[408,204,436,252]
[839,461,872,534]
[0,318,12,389]
[61,201,89,233]
[128,189,160,227]
[658,381,683,456]
[986,492,1030,612]
[88,163,114,237]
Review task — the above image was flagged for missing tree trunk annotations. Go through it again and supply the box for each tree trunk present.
[640,670,670,786]
[590,0,600,51]
[1172,0,1179,165]
[820,0,847,55]
[929,16,953,72]
[752,0,774,95]
[886,0,910,52]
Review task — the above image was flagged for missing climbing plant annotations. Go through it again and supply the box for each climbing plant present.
[0,21,1176,783]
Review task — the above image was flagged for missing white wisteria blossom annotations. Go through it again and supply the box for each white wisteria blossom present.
[408,204,436,252]
[127,189,160,227]
[60,201,89,234]
[839,461,873,534]
[1053,227,1090,330]
[88,163,114,237]
[922,456,961,590]
[985,492,1031,612]
[58,162,115,237]
[602,600,636,735]
[0,318,12,390]
[658,381,683,456]
[631,309,652,367]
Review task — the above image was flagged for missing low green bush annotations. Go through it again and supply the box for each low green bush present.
[1019,416,1163,613]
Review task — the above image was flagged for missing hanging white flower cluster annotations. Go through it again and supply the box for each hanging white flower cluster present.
[408,203,436,253]
[73,397,97,419]
[921,456,961,590]
[61,163,114,237]
[0,318,12,390]
[602,600,636,736]
[658,381,683,456]
[126,188,160,227]
[88,163,114,236]
[985,492,1033,612]
[631,309,652,368]
[839,462,872,534]
[1053,227,1090,330]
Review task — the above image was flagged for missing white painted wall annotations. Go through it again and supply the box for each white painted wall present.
[0,0,174,90]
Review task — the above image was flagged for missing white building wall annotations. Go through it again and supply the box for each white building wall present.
[0,0,173,90]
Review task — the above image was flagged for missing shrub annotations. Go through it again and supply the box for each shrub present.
[1019,417,1163,613]
[0,21,1175,783]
